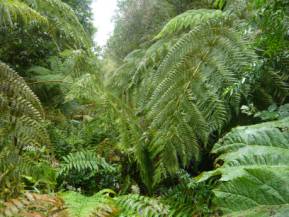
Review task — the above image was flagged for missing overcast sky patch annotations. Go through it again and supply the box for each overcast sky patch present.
[91,0,117,47]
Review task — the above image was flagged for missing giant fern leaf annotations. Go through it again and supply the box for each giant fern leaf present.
[197,117,289,216]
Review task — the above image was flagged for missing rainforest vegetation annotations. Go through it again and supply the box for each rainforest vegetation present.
[0,0,289,216]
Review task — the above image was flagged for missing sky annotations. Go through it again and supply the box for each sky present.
[91,0,118,47]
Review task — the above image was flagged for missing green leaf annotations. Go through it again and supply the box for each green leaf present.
[198,117,289,215]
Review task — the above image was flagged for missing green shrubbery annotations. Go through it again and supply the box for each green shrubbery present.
[0,0,288,216]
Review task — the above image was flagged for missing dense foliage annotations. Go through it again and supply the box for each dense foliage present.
[0,0,289,216]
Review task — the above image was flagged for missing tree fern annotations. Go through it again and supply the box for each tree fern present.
[145,14,255,185]
[106,11,255,188]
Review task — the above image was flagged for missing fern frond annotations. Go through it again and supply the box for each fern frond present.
[58,151,115,176]
[145,18,255,184]
[62,191,169,217]
[163,185,196,217]
[260,69,289,103]
[14,116,50,145]
[60,190,118,217]
[116,194,169,217]
[0,61,49,147]
[0,61,42,111]
[162,180,214,217]
[155,9,230,39]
